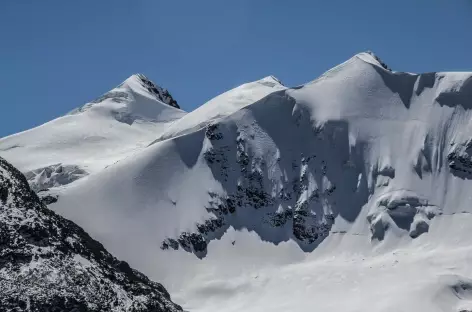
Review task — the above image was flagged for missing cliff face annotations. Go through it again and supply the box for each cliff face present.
[0,156,182,312]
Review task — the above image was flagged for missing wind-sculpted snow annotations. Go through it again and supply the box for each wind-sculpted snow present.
[435,74,472,109]
[0,157,182,312]
[367,190,441,240]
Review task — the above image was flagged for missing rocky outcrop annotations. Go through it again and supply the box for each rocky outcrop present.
[135,74,180,109]
[366,51,391,71]
[24,163,88,192]
[0,157,182,312]
[161,122,343,257]
[447,139,472,178]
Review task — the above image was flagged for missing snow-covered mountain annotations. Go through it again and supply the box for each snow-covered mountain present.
[0,74,186,191]
[3,52,472,312]
[0,156,182,311]
[0,74,285,196]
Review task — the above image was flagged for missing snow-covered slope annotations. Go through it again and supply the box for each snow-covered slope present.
[6,52,472,311]
[0,156,182,312]
[153,75,286,141]
[0,74,186,191]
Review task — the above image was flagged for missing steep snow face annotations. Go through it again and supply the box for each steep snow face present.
[13,53,472,311]
[0,157,182,312]
[0,74,186,188]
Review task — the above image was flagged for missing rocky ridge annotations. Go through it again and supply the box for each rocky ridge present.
[0,157,182,312]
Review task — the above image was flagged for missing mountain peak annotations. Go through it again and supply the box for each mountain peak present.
[356,51,391,71]
[123,74,180,109]
[69,73,183,116]
[257,75,285,87]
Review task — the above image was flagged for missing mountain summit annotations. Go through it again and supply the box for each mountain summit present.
[0,74,186,192]
[118,74,180,109]
[73,73,183,118]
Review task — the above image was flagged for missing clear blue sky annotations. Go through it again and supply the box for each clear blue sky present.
[1,1,471,137]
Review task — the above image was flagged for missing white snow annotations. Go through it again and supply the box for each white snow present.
[0,74,186,175]
[154,75,286,141]
[4,52,472,311]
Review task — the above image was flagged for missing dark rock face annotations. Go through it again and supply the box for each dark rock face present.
[448,139,472,179]
[366,51,391,71]
[135,74,180,109]
[38,192,59,205]
[205,124,224,141]
[161,117,360,257]
[0,157,182,312]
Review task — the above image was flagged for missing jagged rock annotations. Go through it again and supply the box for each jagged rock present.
[38,193,59,205]
[160,238,179,251]
[135,74,180,109]
[177,232,207,254]
[24,164,88,192]
[0,157,182,312]
[205,124,224,141]
[366,51,391,71]
[162,129,339,255]
[448,140,472,178]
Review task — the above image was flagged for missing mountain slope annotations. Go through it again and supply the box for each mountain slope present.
[3,52,472,311]
[46,52,472,311]
[0,156,182,312]
[0,74,186,191]
[154,75,286,142]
